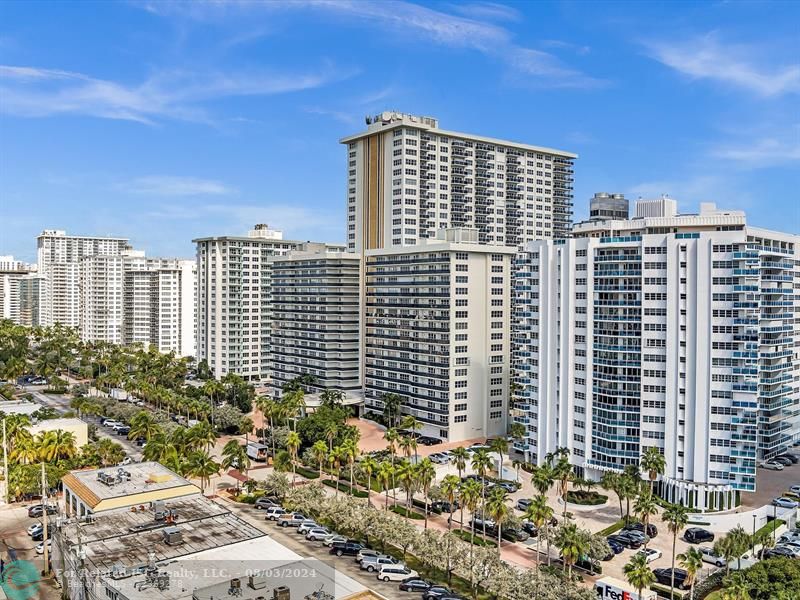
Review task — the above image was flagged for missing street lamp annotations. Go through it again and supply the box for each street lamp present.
[752,513,757,554]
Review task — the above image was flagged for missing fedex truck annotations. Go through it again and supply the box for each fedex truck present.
[246,442,270,462]
[594,577,657,600]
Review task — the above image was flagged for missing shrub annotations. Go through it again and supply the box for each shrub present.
[390,505,425,520]
[566,490,608,505]
[651,583,688,599]
[296,466,320,480]
[598,518,626,536]
[322,479,368,498]
[451,529,497,547]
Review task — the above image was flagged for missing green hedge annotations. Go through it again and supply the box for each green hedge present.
[754,518,785,539]
[651,583,688,599]
[451,529,497,547]
[322,479,369,498]
[296,466,320,479]
[598,518,626,536]
[390,505,425,520]
[566,490,608,505]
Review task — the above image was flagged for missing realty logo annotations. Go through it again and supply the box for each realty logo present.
[1,559,40,600]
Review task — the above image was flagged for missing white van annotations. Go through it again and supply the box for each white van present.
[246,442,270,462]
[376,564,417,583]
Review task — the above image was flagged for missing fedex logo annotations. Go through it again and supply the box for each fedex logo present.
[596,585,632,600]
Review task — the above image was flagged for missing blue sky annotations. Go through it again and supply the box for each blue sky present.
[1,0,798,262]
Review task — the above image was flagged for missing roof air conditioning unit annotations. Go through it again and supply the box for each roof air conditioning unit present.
[249,575,268,590]
[163,526,182,545]
[273,586,290,600]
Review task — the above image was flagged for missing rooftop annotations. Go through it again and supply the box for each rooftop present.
[62,462,198,508]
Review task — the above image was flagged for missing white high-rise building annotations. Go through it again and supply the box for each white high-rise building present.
[513,202,799,511]
[78,251,196,355]
[37,230,130,327]
[340,111,576,253]
[0,256,37,324]
[194,225,339,381]
[364,229,514,442]
[270,244,362,398]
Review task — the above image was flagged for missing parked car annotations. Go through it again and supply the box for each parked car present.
[521,521,539,537]
[254,497,278,510]
[431,500,459,513]
[778,531,800,544]
[322,534,347,547]
[35,539,51,555]
[773,456,794,467]
[27,522,43,536]
[423,587,456,600]
[761,460,785,471]
[428,453,450,464]
[305,527,330,541]
[684,527,715,544]
[356,548,381,563]
[607,533,642,550]
[516,498,532,511]
[361,555,398,573]
[469,517,497,532]
[636,548,663,563]
[624,522,658,538]
[653,568,689,590]
[774,497,800,509]
[699,546,727,567]
[779,453,799,464]
[761,546,796,559]
[399,577,431,592]
[418,436,442,446]
[377,564,418,583]
[329,541,363,557]
[619,529,648,545]
[277,512,307,527]
[789,484,800,495]
[297,520,319,534]
[776,543,800,557]
[28,504,57,518]
[574,555,601,574]
[264,507,287,520]
[32,528,51,542]
[501,527,530,542]
[116,426,130,436]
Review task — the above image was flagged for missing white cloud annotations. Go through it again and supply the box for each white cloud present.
[140,0,603,90]
[712,136,800,166]
[644,33,800,97]
[0,62,355,124]
[448,2,521,23]
[119,176,235,196]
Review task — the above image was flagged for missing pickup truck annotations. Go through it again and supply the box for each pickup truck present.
[277,512,307,527]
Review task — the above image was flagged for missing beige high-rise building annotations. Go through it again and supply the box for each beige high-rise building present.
[340,111,576,253]
[0,255,37,324]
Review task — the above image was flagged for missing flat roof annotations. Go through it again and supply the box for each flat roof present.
[62,462,196,508]
[340,121,577,159]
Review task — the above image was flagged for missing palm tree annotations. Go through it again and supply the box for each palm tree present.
[399,415,421,460]
[377,461,394,510]
[486,487,513,554]
[128,411,161,442]
[220,440,250,492]
[620,469,640,524]
[416,458,436,529]
[550,450,574,520]
[324,421,339,452]
[381,392,403,427]
[398,435,417,463]
[186,450,220,494]
[555,522,589,578]
[311,440,328,479]
[663,502,689,595]
[359,455,379,505]
[38,430,77,461]
[471,448,492,536]
[327,450,340,496]
[188,421,216,452]
[340,438,358,495]
[640,446,666,495]
[623,553,656,600]
[488,438,508,477]
[524,494,554,566]
[201,379,224,428]
[634,491,658,550]
[726,526,751,572]
[440,474,460,531]
[10,433,39,465]
[450,446,469,479]
[458,478,482,560]
[95,437,125,467]
[396,460,417,512]
[721,574,750,600]
[677,547,704,600]
[530,462,555,497]
[601,471,625,519]
[383,427,399,502]
[286,430,301,485]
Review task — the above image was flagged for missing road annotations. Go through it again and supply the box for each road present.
[26,388,143,461]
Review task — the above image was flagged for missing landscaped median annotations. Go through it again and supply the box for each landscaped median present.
[565,490,608,505]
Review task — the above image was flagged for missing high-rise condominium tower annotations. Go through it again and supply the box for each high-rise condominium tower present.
[194,224,344,381]
[37,229,130,327]
[513,202,799,510]
[0,256,37,324]
[340,111,576,252]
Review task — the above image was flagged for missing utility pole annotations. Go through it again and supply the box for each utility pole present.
[2,419,8,505]
[40,462,49,576]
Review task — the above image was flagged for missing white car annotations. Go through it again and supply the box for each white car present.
[376,564,418,583]
[779,531,800,544]
[789,485,800,495]
[119,457,133,466]
[773,497,800,509]
[762,461,785,471]
[635,548,662,563]
[27,522,43,536]
[36,540,51,555]
[305,527,330,541]
[322,534,346,547]
[777,543,800,557]
[699,546,727,567]
[297,520,319,534]
[264,507,286,521]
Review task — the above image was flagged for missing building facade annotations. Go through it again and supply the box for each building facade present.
[270,244,362,397]
[364,230,514,441]
[0,255,37,324]
[513,203,799,510]
[37,229,131,327]
[194,225,326,381]
[340,111,576,253]
[589,192,629,221]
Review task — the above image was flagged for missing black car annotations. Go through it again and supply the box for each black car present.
[32,528,52,542]
[684,527,715,544]
[653,568,688,590]
[607,533,642,550]
[516,498,533,511]
[116,426,131,436]
[773,456,794,467]
[418,436,443,446]
[135,437,146,447]
[329,541,363,557]
[501,527,530,542]
[431,500,459,513]
[760,546,795,559]
[399,577,431,592]
[606,539,624,555]
[623,522,658,538]
[574,555,601,574]
[423,587,455,600]
[521,521,539,537]
[28,504,58,518]
[779,453,799,464]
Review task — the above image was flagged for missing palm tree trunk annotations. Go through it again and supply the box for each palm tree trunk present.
[670,531,677,595]
[424,489,429,529]
[385,487,389,510]
[460,505,465,532]
[367,475,372,506]
[497,525,502,555]
[535,536,541,566]
[448,505,454,531]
